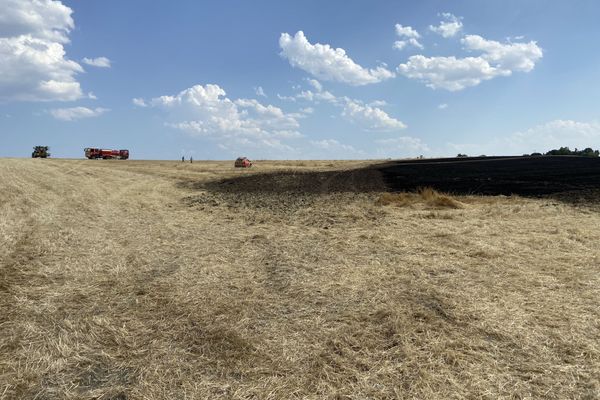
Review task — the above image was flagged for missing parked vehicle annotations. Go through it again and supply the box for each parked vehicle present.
[234,157,252,167]
[32,146,50,158]
[85,148,129,160]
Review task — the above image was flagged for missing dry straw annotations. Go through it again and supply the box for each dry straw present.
[376,187,464,209]
[0,158,598,399]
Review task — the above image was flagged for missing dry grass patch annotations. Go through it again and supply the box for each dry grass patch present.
[376,187,464,209]
[1,159,599,399]
[375,192,415,207]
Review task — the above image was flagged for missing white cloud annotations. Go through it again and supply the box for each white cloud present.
[394,24,423,50]
[277,93,296,102]
[82,56,111,68]
[429,13,463,38]
[279,81,405,132]
[341,98,406,131]
[369,100,388,107]
[296,89,337,103]
[438,103,448,110]
[462,35,543,73]
[0,0,85,102]
[234,98,301,132]
[0,0,74,42]
[144,84,302,152]
[132,97,147,107]
[279,31,394,85]
[397,35,542,91]
[50,106,109,121]
[393,41,408,51]
[395,24,420,39]
[306,78,322,92]
[398,55,506,91]
[277,78,334,103]
[254,86,266,97]
[393,38,424,51]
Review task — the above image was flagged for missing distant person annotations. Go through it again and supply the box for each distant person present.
[190,156,193,163]
[181,156,185,162]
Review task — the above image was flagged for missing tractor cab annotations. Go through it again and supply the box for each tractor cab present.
[32,146,49,158]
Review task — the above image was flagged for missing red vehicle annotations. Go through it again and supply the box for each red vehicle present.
[85,148,129,160]
[234,157,252,168]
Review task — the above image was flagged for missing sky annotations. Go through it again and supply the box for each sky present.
[1,0,600,160]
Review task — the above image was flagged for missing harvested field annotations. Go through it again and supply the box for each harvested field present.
[1,157,599,399]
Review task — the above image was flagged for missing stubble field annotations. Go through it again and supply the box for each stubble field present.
[1,157,599,399]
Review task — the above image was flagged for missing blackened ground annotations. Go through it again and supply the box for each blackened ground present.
[202,156,600,198]
[378,155,600,196]
[200,167,385,194]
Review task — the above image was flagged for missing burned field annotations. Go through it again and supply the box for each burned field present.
[204,155,600,197]
[378,155,600,196]
[1,157,599,399]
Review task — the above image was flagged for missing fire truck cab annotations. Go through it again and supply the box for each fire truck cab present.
[85,148,129,160]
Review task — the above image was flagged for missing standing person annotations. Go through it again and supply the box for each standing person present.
[190,156,193,163]
[181,156,185,162]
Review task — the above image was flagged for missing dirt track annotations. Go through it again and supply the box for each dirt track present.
[1,158,599,399]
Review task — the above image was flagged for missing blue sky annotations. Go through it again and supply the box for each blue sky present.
[1,0,600,159]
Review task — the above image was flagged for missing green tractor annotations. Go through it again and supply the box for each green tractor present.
[32,146,50,158]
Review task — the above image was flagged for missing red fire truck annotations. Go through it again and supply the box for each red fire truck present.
[84,148,129,160]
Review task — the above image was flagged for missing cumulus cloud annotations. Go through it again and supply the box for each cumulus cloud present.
[50,106,109,121]
[429,13,463,38]
[393,38,423,51]
[369,100,388,107]
[296,89,337,103]
[341,98,406,131]
[462,35,543,73]
[132,97,147,107]
[438,103,448,110]
[142,84,302,152]
[279,80,406,131]
[0,0,73,42]
[306,78,322,92]
[82,56,111,68]
[395,24,420,39]
[398,55,506,91]
[393,24,423,50]
[279,31,394,85]
[279,79,338,104]
[279,80,406,132]
[398,35,543,91]
[0,0,85,102]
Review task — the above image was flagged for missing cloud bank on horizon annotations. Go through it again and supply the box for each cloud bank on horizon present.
[2,1,599,159]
